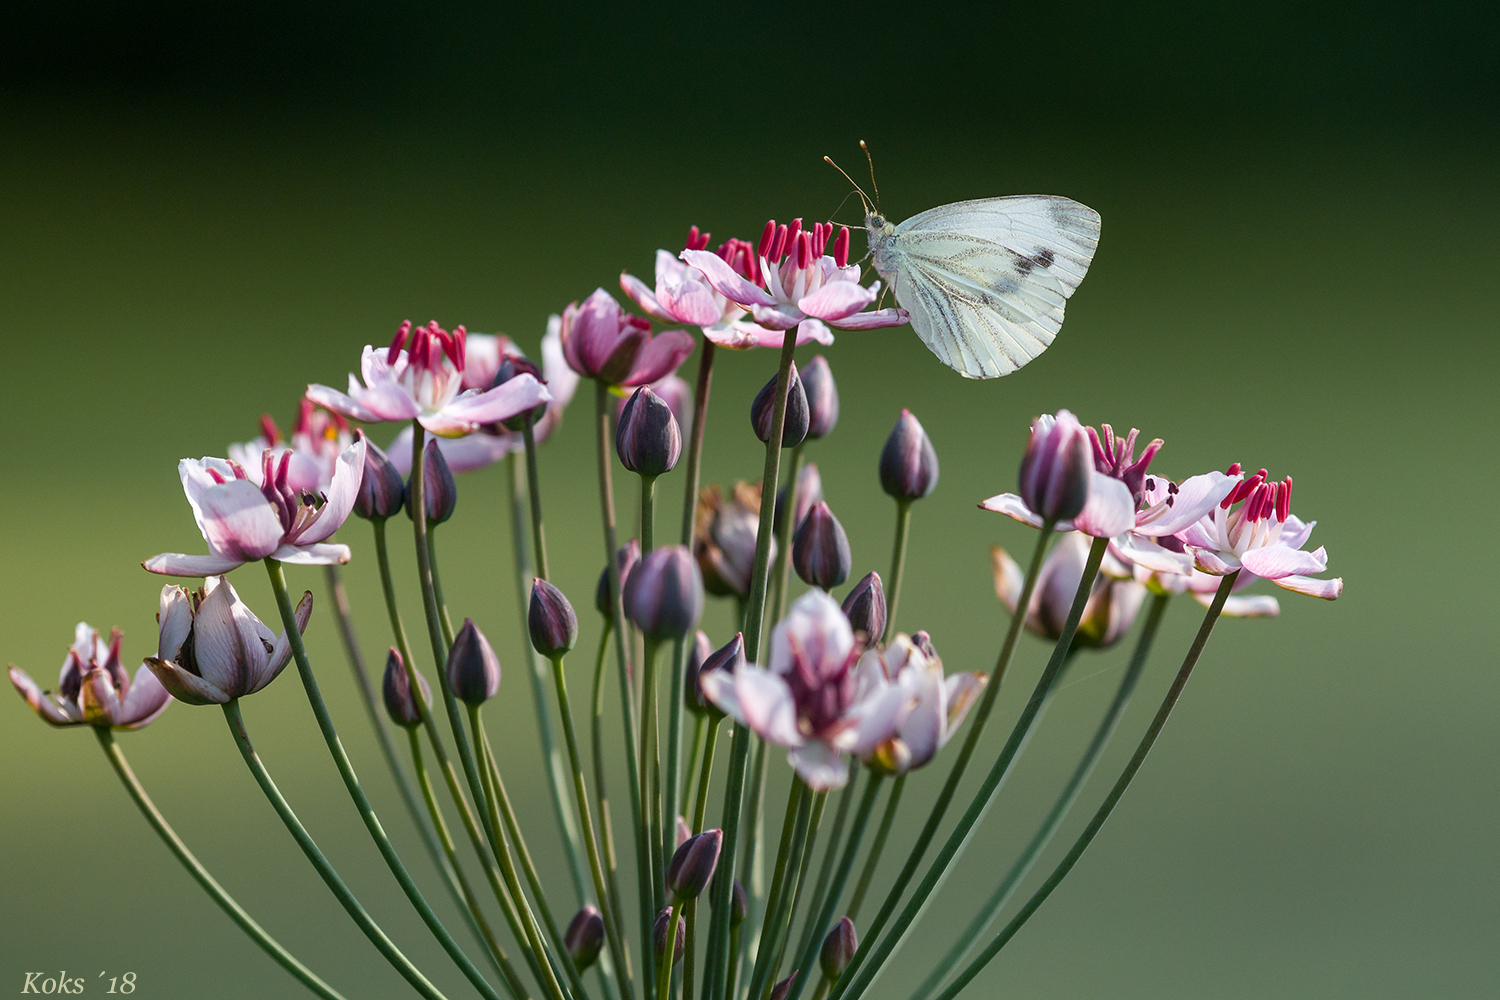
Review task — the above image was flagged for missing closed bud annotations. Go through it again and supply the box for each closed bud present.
[618,375,693,443]
[353,432,406,521]
[751,362,809,446]
[595,539,641,618]
[1017,409,1092,523]
[616,386,683,477]
[683,631,715,715]
[820,917,858,980]
[689,632,744,717]
[529,579,579,658]
[623,545,704,642]
[774,462,823,535]
[792,502,852,590]
[653,907,685,966]
[405,438,458,524]
[709,872,748,925]
[840,572,887,643]
[879,408,939,500]
[446,618,501,706]
[666,828,722,901]
[381,648,430,728]
[565,905,605,972]
[801,355,840,440]
[769,972,797,1000]
[493,355,550,432]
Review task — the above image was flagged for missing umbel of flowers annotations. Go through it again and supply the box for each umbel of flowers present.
[9,210,1340,1000]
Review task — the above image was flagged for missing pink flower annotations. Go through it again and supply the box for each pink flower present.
[560,289,695,385]
[306,320,550,437]
[853,634,985,774]
[681,218,908,336]
[623,228,835,350]
[1120,556,1282,618]
[699,590,912,790]
[9,622,171,729]
[1174,466,1343,600]
[991,533,1149,648]
[143,436,367,577]
[228,400,354,493]
[979,411,1136,538]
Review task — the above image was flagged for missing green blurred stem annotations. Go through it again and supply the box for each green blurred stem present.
[222,699,449,1000]
[591,627,629,962]
[595,380,655,1000]
[883,500,912,644]
[770,442,806,623]
[846,775,903,922]
[830,533,1106,1000]
[522,412,551,581]
[641,474,657,553]
[682,715,706,821]
[787,774,857,991]
[911,592,1171,1000]
[770,791,827,984]
[95,728,349,1000]
[508,451,593,916]
[679,336,715,561]
[691,717,722,835]
[735,737,771,996]
[264,558,505,1000]
[640,637,666,917]
[933,578,1236,1000]
[656,899,684,1000]
[427,528,457,648]
[683,899,698,1000]
[745,779,815,1000]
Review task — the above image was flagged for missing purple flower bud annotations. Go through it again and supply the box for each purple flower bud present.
[792,502,851,590]
[666,828,722,901]
[446,618,501,706]
[769,972,797,1000]
[879,409,939,500]
[840,572,887,643]
[820,917,858,980]
[493,355,550,432]
[1017,409,1092,523]
[910,630,938,660]
[653,907,685,966]
[623,545,704,642]
[529,579,579,659]
[565,905,605,972]
[596,539,641,618]
[751,362,809,446]
[775,462,823,535]
[382,648,430,729]
[683,630,715,715]
[353,432,406,521]
[801,355,839,440]
[404,438,458,525]
[616,386,683,477]
[618,375,693,443]
[688,632,744,717]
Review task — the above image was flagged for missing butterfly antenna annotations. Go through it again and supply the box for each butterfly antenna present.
[825,188,860,227]
[823,156,872,215]
[860,140,881,209]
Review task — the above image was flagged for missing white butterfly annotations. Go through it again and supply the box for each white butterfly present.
[865,195,1101,379]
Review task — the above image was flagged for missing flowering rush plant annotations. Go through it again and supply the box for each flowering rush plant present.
[11,209,1340,1000]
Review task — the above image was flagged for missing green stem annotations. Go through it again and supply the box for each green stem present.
[509,451,593,914]
[735,737,771,997]
[656,900,684,1000]
[264,559,504,1000]
[641,475,657,553]
[592,627,629,961]
[910,592,1171,1000]
[791,773,857,974]
[641,637,666,917]
[745,780,813,1000]
[682,715,706,822]
[932,578,1236,1000]
[831,534,1107,1000]
[691,717,722,835]
[96,728,348,1000]
[883,501,912,644]
[683,899,698,1000]
[679,337,716,549]
[427,527,457,648]
[522,413,551,581]
[769,442,806,624]
[770,791,827,985]
[222,700,448,1000]
[846,775,902,922]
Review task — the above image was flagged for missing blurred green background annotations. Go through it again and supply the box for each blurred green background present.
[2,3,1496,997]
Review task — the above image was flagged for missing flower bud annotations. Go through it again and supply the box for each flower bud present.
[623,545,704,642]
[840,572,887,643]
[879,409,939,500]
[353,432,406,521]
[618,375,693,443]
[666,828,722,902]
[653,907,685,966]
[616,386,683,477]
[709,872,748,925]
[769,972,797,1000]
[565,905,605,972]
[405,438,458,525]
[683,631,716,715]
[382,648,430,728]
[1017,409,1092,523]
[528,579,579,658]
[446,618,501,705]
[910,630,938,660]
[820,917,858,980]
[688,632,744,717]
[801,355,839,440]
[792,502,851,590]
[774,462,823,535]
[751,362,809,446]
[596,539,641,618]
[493,355,551,432]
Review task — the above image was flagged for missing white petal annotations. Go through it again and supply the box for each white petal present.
[734,666,803,748]
[297,436,365,544]
[271,542,351,566]
[978,493,1046,529]
[142,552,246,577]
[788,742,850,791]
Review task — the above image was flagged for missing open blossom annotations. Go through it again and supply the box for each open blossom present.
[306,320,550,437]
[10,622,170,729]
[228,401,353,492]
[1121,556,1282,618]
[144,577,312,704]
[991,533,1148,647]
[699,590,913,789]
[560,289,694,385]
[1176,466,1343,600]
[694,482,772,598]
[623,227,835,350]
[682,218,908,335]
[854,633,984,774]
[143,436,366,577]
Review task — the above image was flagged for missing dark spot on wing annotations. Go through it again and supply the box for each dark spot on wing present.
[1013,247,1056,276]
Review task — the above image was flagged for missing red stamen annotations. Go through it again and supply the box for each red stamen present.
[834,226,850,268]
[387,320,412,364]
[771,224,789,262]
[259,414,283,445]
[796,231,811,269]
[1226,461,1242,476]
[276,450,292,488]
[758,220,777,259]
[786,218,803,252]
[1277,477,1292,521]
[208,468,228,485]
[440,326,463,370]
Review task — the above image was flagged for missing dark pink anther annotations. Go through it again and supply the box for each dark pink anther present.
[686,225,710,252]
[786,218,803,251]
[388,320,413,364]
[208,468,228,485]
[259,414,282,445]
[771,224,789,263]
[796,231,811,269]
[276,450,292,488]
[1225,461,1242,477]
[453,326,467,373]
[758,220,777,259]
[626,314,651,332]
[834,226,850,268]
[440,326,463,370]
[1276,477,1292,521]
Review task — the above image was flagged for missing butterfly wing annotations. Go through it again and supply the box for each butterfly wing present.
[880,196,1100,379]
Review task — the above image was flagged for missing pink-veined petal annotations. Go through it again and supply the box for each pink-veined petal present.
[157,586,194,660]
[142,552,247,577]
[1191,547,1240,576]
[191,579,255,696]
[788,741,850,791]
[978,493,1046,529]
[144,656,230,705]
[656,266,725,327]
[297,437,365,544]
[838,683,915,758]
[699,668,745,724]
[1072,474,1136,538]
[1135,471,1239,536]
[943,673,986,735]
[826,307,909,330]
[348,377,422,422]
[431,375,551,433]
[893,670,944,768]
[183,475,284,562]
[989,545,1025,614]
[117,665,172,728]
[271,542,351,566]
[1271,574,1343,600]
[79,667,123,726]
[1213,594,1282,617]
[9,666,78,725]
[794,318,835,345]
[797,279,876,321]
[541,316,580,408]
[748,302,806,330]
[306,383,385,422]
[1114,534,1195,576]
[1279,515,1317,550]
[620,270,672,321]
[734,666,803,748]
[1240,544,1328,580]
[681,249,777,307]
[623,329,695,386]
[254,590,312,694]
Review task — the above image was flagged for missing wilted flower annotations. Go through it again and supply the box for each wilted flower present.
[144,436,367,577]
[382,648,431,728]
[560,289,694,386]
[793,502,852,590]
[801,355,839,440]
[307,320,550,437]
[751,362,810,447]
[228,400,354,493]
[775,462,823,536]
[403,438,458,525]
[447,619,502,706]
[700,590,912,789]
[10,622,170,729]
[596,539,641,618]
[990,533,1147,648]
[820,917,858,979]
[854,633,984,774]
[624,546,704,642]
[144,577,311,705]
[529,579,579,659]
[565,905,605,972]
[666,829,722,901]
[840,572,887,644]
[616,386,683,477]
[694,483,771,599]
